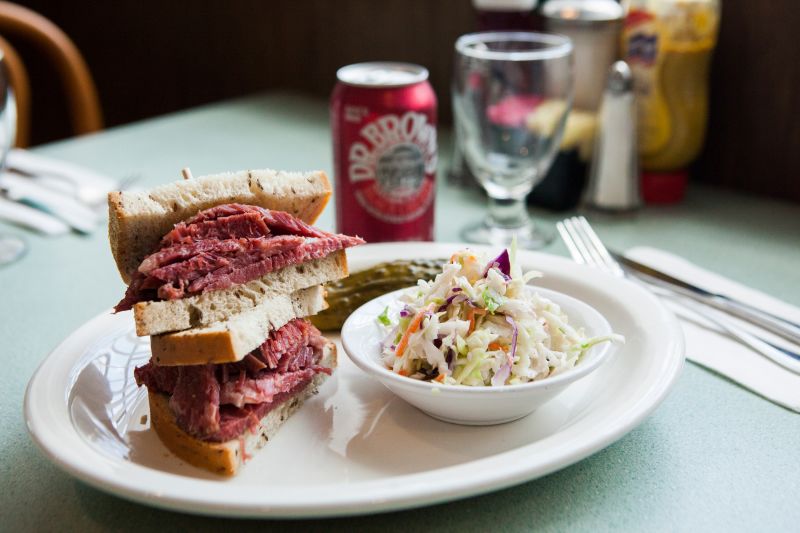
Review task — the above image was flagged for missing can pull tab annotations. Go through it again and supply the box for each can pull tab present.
[584,60,641,211]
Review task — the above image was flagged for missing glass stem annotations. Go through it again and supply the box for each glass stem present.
[486,196,531,230]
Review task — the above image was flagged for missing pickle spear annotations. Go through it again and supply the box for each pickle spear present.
[311,258,444,331]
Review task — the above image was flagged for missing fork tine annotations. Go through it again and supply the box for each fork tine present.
[575,218,623,277]
[556,221,585,264]
[575,217,625,277]
[562,218,599,267]
[567,217,607,268]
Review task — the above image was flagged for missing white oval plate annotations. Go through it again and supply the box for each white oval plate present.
[24,243,684,518]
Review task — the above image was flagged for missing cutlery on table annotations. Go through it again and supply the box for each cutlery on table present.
[24,171,141,209]
[557,216,800,375]
[609,250,800,345]
[0,195,69,236]
[0,172,99,234]
[5,149,111,207]
[4,149,140,208]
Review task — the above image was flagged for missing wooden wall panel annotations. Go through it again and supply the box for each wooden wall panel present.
[13,0,473,143]
[694,0,800,202]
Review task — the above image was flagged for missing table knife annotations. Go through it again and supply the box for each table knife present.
[611,250,800,345]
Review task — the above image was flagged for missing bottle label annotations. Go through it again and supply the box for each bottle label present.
[348,111,437,223]
[624,9,672,157]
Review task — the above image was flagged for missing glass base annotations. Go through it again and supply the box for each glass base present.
[0,234,27,266]
[460,219,552,249]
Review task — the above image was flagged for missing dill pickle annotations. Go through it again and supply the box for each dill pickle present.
[310,259,444,331]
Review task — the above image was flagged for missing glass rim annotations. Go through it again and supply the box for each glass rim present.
[455,31,573,61]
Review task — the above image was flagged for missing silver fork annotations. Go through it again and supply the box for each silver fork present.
[557,216,800,375]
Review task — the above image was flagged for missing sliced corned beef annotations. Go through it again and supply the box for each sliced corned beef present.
[172,204,329,240]
[114,204,363,312]
[213,380,312,442]
[168,364,221,438]
[135,319,331,442]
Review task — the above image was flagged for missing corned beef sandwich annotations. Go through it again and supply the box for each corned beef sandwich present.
[108,169,363,475]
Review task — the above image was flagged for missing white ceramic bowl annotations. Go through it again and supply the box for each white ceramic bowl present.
[341,287,618,426]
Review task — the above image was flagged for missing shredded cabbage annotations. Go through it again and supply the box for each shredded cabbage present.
[378,247,625,386]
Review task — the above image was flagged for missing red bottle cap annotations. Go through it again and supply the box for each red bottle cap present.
[641,169,688,204]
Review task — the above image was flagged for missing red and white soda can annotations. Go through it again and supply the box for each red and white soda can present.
[331,62,437,242]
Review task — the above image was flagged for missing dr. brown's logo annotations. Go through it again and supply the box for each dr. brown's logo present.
[376,143,424,199]
[349,111,436,223]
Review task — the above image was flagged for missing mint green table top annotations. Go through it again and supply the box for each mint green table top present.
[2,93,799,531]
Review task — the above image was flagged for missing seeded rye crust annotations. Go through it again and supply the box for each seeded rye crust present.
[148,342,337,476]
[131,251,348,336]
[149,285,328,365]
[108,168,332,285]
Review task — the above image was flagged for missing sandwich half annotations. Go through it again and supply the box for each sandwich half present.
[110,168,363,475]
[135,318,337,476]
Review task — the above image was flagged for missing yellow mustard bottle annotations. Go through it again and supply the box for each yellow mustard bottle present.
[622,0,720,201]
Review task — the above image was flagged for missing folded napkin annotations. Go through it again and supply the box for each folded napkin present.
[626,247,800,412]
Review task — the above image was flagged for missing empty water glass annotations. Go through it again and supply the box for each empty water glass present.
[453,32,573,247]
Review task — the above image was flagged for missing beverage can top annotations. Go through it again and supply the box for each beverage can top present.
[336,62,429,88]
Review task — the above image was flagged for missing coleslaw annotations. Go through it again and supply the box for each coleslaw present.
[378,245,624,386]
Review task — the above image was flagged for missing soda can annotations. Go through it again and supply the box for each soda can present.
[331,62,437,242]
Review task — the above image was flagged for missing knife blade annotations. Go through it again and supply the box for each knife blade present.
[611,250,800,345]
[610,251,714,296]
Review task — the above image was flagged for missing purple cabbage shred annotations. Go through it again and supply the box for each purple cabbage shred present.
[437,293,464,312]
[483,249,511,278]
[446,347,455,371]
[505,315,518,361]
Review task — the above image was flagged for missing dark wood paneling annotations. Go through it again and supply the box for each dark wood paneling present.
[12,0,473,142]
[694,0,800,201]
[8,0,800,202]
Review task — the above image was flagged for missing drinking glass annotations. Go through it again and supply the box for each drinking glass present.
[0,50,25,266]
[453,32,573,247]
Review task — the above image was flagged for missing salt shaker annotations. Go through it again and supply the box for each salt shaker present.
[585,61,641,211]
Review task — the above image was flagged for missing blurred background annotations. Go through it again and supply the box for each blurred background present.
[7,0,800,202]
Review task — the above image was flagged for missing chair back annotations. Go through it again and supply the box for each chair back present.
[0,1,102,147]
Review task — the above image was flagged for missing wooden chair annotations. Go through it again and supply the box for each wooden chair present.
[0,1,102,147]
